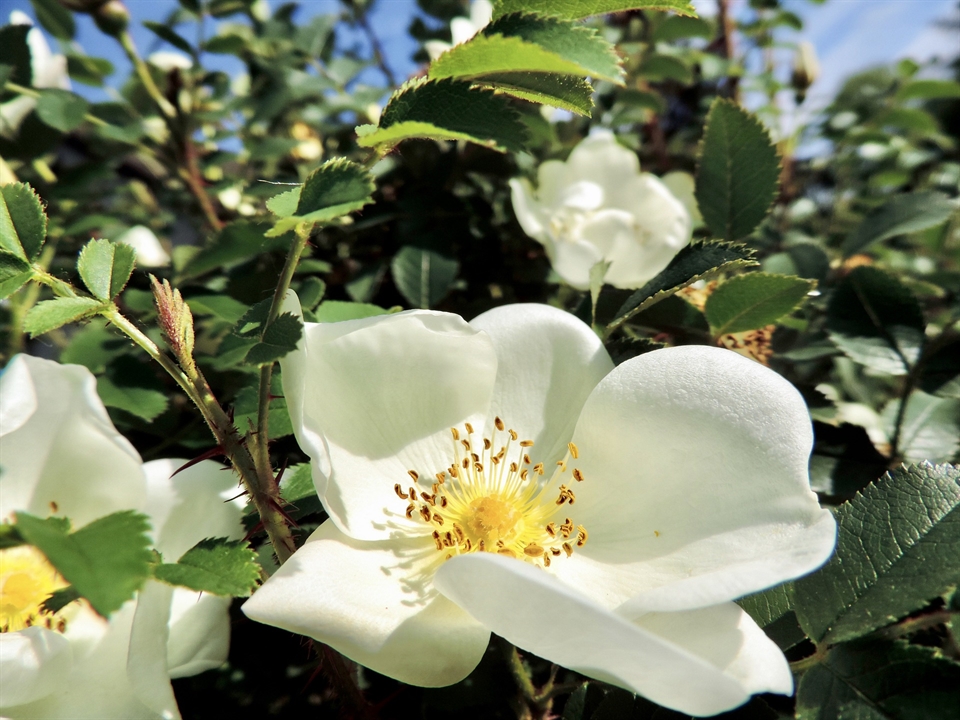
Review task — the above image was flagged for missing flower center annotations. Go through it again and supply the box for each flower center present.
[0,546,70,633]
[394,418,588,568]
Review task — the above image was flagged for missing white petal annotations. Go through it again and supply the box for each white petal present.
[558,181,604,211]
[0,627,71,708]
[547,238,603,290]
[127,581,181,720]
[555,345,836,611]
[450,17,479,46]
[141,458,244,561]
[242,521,489,687]
[424,40,452,61]
[509,178,549,243]
[660,171,703,227]
[577,208,634,261]
[535,159,571,208]
[166,590,231,678]
[469,304,612,463]
[435,553,762,716]
[280,309,497,541]
[115,226,170,268]
[0,356,146,527]
[470,0,494,29]
[565,131,641,202]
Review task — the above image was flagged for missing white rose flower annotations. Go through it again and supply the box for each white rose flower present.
[0,355,244,720]
[424,0,493,61]
[242,298,837,716]
[0,12,71,140]
[115,226,171,269]
[510,130,693,290]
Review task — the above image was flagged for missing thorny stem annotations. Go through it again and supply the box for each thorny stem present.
[500,639,558,720]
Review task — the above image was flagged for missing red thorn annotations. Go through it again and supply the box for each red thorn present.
[224,490,249,503]
[243,521,265,542]
[171,446,225,477]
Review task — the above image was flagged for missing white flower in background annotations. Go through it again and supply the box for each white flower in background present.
[116,226,171,268]
[510,130,693,290]
[424,0,493,60]
[0,355,244,719]
[146,51,193,72]
[243,298,837,716]
[0,12,71,140]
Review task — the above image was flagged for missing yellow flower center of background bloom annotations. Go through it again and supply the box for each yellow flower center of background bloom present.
[395,418,588,568]
[0,546,70,633]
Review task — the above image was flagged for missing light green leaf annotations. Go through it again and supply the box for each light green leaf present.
[391,246,459,309]
[881,392,960,463]
[233,372,292,440]
[356,78,528,154]
[695,99,781,241]
[77,238,136,301]
[30,0,76,40]
[244,313,303,366]
[841,191,957,257]
[651,15,713,42]
[796,641,960,720]
[65,53,114,87]
[153,538,259,597]
[0,182,47,261]
[15,510,153,617]
[492,0,696,19]
[312,300,391,323]
[475,72,594,114]
[826,266,924,376]
[24,297,103,337]
[610,241,757,328]
[280,463,317,504]
[265,188,301,218]
[705,272,814,335]
[35,89,90,133]
[794,463,960,645]
[895,79,960,102]
[0,267,33,300]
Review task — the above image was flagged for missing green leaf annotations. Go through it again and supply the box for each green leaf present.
[0,182,47,261]
[265,188,300,217]
[15,510,153,617]
[65,53,114,87]
[920,339,960,400]
[794,463,960,645]
[475,72,594,114]
[24,296,103,337]
[881,392,960,463]
[77,238,136,301]
[40,586,81,615]
[391,246,459,309]
[704,272,814,335]
[143,21,194,55]
[0,523,26,549]
[895,79,960,102]
[695,99,781,241]
[179,220,289,280]
[153,538,259,597]
[796,641,960,720]
[589,259,612,324]
[233,372,292,440]
[841,191,957,257]
[826,266,924,376]
[95,356,169,422]
[0,26,33,94]
[312,300,391,323]
[244,313,303,366]
[736,582,807,651]
[492,0,696,19]
[35,89,90,133]
[30,0,76,40]
[610,241,757,328]
[651,15,714,42]
[430,14,622,85]
[279,463,317,504]
[0,267,33,300]
[356,78,528,154]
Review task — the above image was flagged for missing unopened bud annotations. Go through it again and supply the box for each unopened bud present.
[150,275,196,374]
[791,41,820,103]
[92,0,130,36]
[57,0,110,12]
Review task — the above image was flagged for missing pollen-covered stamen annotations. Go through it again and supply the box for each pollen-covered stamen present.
[395,420,589,569]
[1,546,72,634]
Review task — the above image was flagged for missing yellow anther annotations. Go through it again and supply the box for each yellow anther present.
[562,542,573,557]
[451,427,460,441]
[408,470,419,481]
[543,554,551,567]
[483,438,492,450]
[573,468,584,482]
[465,423,474,434]
[568,442,579,459]
[545,522,556,536]
[394,484,408,499]
[523,544,544,557]
[433,513,445,526]
[576,526,588,546]
[439,496,448,508]
[409,486,417,500]
[420,506,432,522]
[432,531,443,550]
[550,547,561,556]
[509,429,518,440]
[519,440,534,447]
[495,417,505,431]
[510,462,518,473]
[405,504,416,519]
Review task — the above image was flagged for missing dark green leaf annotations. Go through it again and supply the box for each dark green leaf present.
[30,0,76,40]
[920,338,960,399]
[244,312,303,365]
[737,582,807,651]
[651,15,713,42]
[794,463,960,644]
[826,266,925,375]
[153,538,259,597]
[0,182,47,261]
[15,510,153,617]
[143,21,194,55]
[40,586,80,614]
[95,356,169,422]
[65,53,114,87]
[796,641,960,720]
[0,523,26,549]
[391,246,459,309]
[609,241,757,328]
[841,191,957,257]
[35,89,90,133]
[492,0,696,19]
[882,392,960,463]
[24,296,103,337]
[695,99,781,241]
[0,26,32,94]
[187,294,249,324]
[475,72,594,114]
[77,238,136,300]
[704,272,814,335]
[178,221,290,279]
[357,78,528,154]
[639,54,693,84]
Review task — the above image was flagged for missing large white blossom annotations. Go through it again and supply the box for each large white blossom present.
[424,0,493,60]
[0,355,243,719]
[242,298,837,716]
[0,12,71,140]
[510,130,693,290]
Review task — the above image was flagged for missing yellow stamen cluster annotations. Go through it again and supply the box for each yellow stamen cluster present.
[395,419,588,568]
[1,546,70,634]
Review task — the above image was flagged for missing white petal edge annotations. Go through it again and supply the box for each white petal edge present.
[509,178,548,243]
[242,520,490,687]
[0,627,71,708]
[166,590,231,679]
[435,553,773,717]
[127,581,181,720]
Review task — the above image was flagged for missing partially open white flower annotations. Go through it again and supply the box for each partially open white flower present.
[243,298,836,716]
[0,355,243,719]
[424,0,493,60]
[510,130,692,290]
[0,12,72,140]
[147,51,193,73]
[115,226,171,268]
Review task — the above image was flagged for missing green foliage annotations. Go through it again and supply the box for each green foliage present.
[0,181,47,262]
[279,463,318,504]
[826,266,925,375]
[842,191,957,257]
[15,510,154,617]
[695,99,781,242]
[29,0,76,40]
[391,245,460,309]
[154,537,260,597]
[35,89,90,132]
[474,72,594,114]
[24,296,104,337]
[881,393,960,463]
[77,238,136,301]
[705,272,814,335]
[233,299,303,365]
[794,463,960,645]
[311,300,391,323]
[492,1,696,19]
